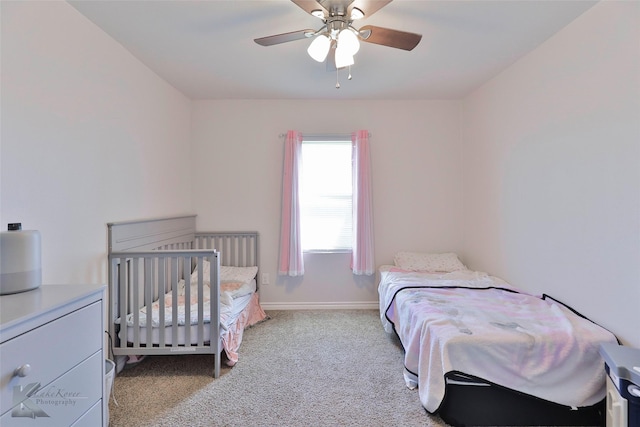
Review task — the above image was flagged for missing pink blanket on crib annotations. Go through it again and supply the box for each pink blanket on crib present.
[379,268,617,413]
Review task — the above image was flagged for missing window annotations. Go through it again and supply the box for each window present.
[300,136,352,252]
[278,129,373,276]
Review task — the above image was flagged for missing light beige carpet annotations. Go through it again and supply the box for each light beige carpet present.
[107,309,451,427]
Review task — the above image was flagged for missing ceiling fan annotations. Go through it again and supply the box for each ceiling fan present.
[254,0,422,86]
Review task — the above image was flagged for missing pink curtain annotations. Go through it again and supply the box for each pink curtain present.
[278,130,304,276]
[351,130,375,275]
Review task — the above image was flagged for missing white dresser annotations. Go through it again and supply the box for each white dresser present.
[0,284,105,426]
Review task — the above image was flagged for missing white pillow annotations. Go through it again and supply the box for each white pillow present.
[220,265,258,285]
[393,252,466,272]
[193,260,257,285]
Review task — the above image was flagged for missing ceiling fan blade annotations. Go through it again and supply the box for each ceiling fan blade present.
[348,0,392,18]
[254,30,314,46]
[359,25,422,51]
[291,0,328,17]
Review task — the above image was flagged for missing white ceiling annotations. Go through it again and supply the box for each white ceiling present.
[68,0,597,100]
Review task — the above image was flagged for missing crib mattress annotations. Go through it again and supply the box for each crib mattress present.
[125,291,253,345]
[124,292,266,365]
[119,278,256,328]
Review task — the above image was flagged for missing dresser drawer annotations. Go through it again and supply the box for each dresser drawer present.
[0,350,102,425]
[70,398,103,427]
[0,301,102,414]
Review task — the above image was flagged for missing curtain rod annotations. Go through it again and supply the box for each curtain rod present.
[278,132,371,138]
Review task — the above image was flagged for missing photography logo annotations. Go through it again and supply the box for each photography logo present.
[12,382,86,419]
[12,383,49,418]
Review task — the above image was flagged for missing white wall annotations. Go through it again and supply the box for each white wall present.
[3,1,636,347]
[461,1,640,347]
[191,100,464,308]
[1,1,192,285]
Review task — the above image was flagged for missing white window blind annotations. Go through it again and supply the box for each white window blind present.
[300,136,352,252]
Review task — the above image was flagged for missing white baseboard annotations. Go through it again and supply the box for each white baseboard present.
[260,301,379,310]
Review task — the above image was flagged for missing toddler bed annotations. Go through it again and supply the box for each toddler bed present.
[379,252,618,426]
[107,215,266,378]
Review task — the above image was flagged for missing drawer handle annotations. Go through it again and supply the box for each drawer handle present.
[14,364,31,378]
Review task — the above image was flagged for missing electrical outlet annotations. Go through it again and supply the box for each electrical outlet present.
[261,273,270,285]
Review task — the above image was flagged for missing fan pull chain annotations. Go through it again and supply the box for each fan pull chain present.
[348,65,352,80]
[336,68,340,89]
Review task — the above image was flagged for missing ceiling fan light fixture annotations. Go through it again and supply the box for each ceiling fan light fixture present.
[255,1,422,87]
[338,28,360,56]
[307,34,331,62]
[335,45,354,69]
[350,7,364,20]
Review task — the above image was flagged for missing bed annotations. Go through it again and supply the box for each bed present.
[107,215,266,378]
[379,252,618,426]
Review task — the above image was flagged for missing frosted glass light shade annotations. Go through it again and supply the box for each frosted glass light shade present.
[338,29,360,55]
[350,7,364,20]
[307,35,331,62]
[335,45,354,69]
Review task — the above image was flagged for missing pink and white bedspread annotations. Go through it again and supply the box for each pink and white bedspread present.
[378,266,617,413]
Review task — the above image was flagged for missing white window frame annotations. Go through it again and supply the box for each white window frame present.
[300,134,353,253]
